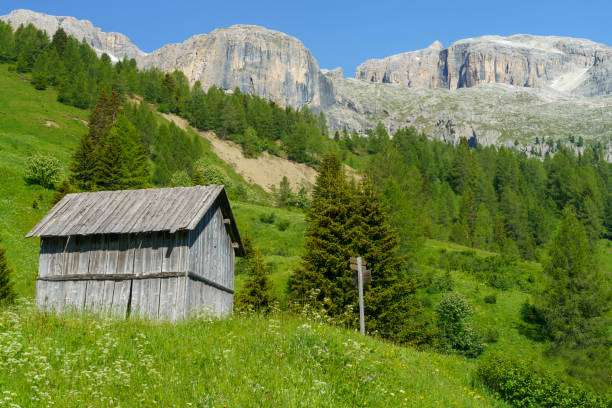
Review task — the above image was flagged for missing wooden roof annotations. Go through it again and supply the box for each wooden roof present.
[27,185,243,254]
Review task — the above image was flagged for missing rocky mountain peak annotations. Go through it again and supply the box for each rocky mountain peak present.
[0,9,145,61]
[355,34,612,96]
[137,24,334,108]
[428,40,443,50]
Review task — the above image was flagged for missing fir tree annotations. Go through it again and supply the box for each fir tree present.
[537,208,611,349]
[289,153,354,315]
[234,245,277,313]
[0,238,16,305]
[276,176,293,207]
[356,176,433,346]
[94,129,129,190]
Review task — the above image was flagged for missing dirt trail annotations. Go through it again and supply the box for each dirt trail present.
[160,113,319,192]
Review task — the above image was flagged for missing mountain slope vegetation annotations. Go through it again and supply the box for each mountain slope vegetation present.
[0,20,611,407]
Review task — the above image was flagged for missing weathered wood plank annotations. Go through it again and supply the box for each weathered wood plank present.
[111,280,131,318]
[64,281,86,311]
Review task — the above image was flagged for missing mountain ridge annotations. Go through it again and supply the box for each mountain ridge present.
[1,8,610,157]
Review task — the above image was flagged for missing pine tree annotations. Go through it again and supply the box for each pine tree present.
[537,207,611,349]
[277,176,293,207]
[234,245,277,313]
[356,176,433,346]
[289,153,354,315]
[94,129,129,190]
[0,238,16,305]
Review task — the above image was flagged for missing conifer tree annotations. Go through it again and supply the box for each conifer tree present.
[289,153,354,315]
[356,176,433,346]
[234,245,277,313]
[94,129,129,190]
[0,238,16,305]
[276,176,294,207]
[537,208,611,348]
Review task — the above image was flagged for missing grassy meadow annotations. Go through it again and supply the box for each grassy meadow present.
[0,62,610,406]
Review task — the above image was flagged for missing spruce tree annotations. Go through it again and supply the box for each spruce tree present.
[234,245,277,313]
[0,238,16,305]
[537,207,611,348]
[356,176,433,346]
[94,129,129,190]
[289,153,354,316]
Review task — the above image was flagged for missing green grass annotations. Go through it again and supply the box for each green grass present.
[0,304,510,407]
[0,65,88,297]
[1,61,610,406]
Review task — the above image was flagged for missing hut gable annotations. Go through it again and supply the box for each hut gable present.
[27,185,243,320]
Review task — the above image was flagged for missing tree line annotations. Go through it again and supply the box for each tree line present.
[362,126,611,260]
[0,21,346,166]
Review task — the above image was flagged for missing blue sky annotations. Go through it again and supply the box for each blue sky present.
[1,0,610,75]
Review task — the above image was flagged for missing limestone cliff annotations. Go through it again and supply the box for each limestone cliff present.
[355,35,612,96]
[137,25,334,108]
[0,9,145,61]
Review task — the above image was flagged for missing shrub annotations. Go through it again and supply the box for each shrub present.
[32,198,39,209]
[481,327,499,344]
[24,154,63,188]
[484,294,497,304]
[435,292,484,357]
[170,170,191,187]
[477,353,610,408]
[277,219,290,231]
[0,238,16,305]
[259,212,276,224]
[193,160,232,187]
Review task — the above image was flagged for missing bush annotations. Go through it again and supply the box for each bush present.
[0,238,16,305]
[194,160,232,187]
[170,170,191,187]
[477,353,610,408]
[24,154,63,188]
[480,327,499,344]
[435,292,484,357]
[484,294,497,304]
[259,212,276,224]
[277,219,290,231]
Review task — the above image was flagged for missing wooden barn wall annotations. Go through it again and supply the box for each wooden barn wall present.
[188,200,234,291]
[35,231,190,320]
[186,278,233,318]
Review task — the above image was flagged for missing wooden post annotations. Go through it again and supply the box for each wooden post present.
[357,256,365,335]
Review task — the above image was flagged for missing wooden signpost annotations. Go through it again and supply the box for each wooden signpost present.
[350,256,371,335]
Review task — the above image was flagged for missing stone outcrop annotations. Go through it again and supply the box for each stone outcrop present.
[0,9,145,61]
[137,25,334,108]
[355,35,612,96]
[321,67,344,78]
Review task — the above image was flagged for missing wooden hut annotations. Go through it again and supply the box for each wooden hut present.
[26,185,244,320]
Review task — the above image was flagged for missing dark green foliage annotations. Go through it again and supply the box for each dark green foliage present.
[289,154,357,316]
[483,294,497,304]
[0,238,16,305]
[477,353,611,408]
[234,231,277,313]
[277,219,290,231]
[259,212,276,224]
[276,176,294,207]
[537,208,611,349]
[367,131,611,261]
[435,292,484,357]
[291,154,432,345]
[52,178,77,204]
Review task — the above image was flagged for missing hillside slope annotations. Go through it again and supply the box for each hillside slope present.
[0,305,509,407]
